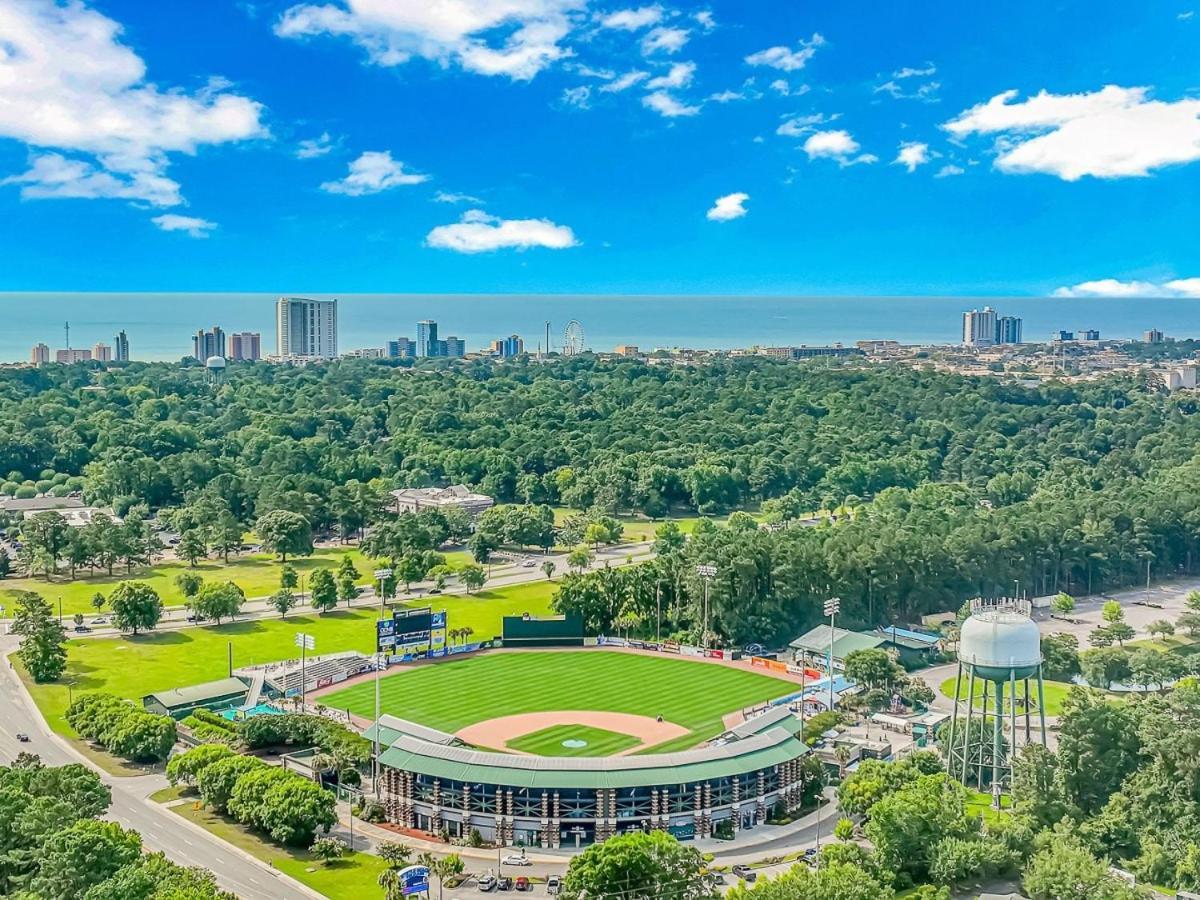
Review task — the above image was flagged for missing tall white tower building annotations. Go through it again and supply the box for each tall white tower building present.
[962,307,998,347]
[276,298,338,359]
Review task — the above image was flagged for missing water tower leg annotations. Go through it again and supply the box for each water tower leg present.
[1023,676,1031,744]
[991,679,1003,792]
[977,680,989,788]
[1036,665,1047,747]
[946,659,962,775]
[961,665,976,785]
[1009,668,1018,770]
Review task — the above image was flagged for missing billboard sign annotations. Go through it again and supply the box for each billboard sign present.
[398,865,429,895]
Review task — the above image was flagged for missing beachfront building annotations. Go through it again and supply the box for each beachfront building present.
[276,298,338,360]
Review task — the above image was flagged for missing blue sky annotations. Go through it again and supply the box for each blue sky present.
[0,0,1198,296]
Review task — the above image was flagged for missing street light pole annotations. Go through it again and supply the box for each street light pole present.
[372,568,393,798]
[696,565,717,649]
[823,597,841,712]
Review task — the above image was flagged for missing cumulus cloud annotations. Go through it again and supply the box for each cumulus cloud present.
[296,132,336,158]
[276,0,583,81]
[642,91,700,117]
[426,209,578,253]
[435,190,483,204]
[320,150,428,195]
[599,70,648,92]
[706,192,748,221]
[894,141,931,172]
[693,10,716,30]
[641,26,689,54]
[776,112,838,138]
[561,85,592,107]
[600,5,662,30]
[802,129,877,165]
[0,0,266,209]
[935,164,965,178]
[1052,278,1200,298]
[874,61,939,102]
[152,214,218,237]
[645,61,695,90]
[745,34,825,72]
[944,85,1200,180]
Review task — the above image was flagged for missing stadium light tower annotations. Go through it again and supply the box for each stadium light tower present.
[696,565,717,648]
[372,567,393,797]
[294,632,314,708]
[823,597,841,711]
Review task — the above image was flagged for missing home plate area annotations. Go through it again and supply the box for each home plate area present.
[456,711,690,757]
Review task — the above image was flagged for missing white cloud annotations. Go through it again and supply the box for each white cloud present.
[0,0,265,209]
[944,85,1200,180]
[745,34,824,72]
[296,132,336,158]
[600,5,662,30]
[435,190,483,203]
[706,192,748,221]
[645,61,694,90]
[893,63,936,79]
[599,70,648,92]
[1179,10,1195,19]
[935,163,965,178]
[642,91,700,117]
[709,89,745,103]
[320,150,428,195]
[152,214,217,238]
[426,208,578,253]
[875,79,940,102]
[1053,278,1200,298]
[276,0,583,81]
[693,10,715,30]
[894,141,931,172]
[641,26,689,54]
[803,129,877,165]
[776,112,837,138]
[561,85,591,108]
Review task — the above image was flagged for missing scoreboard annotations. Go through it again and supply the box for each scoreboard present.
[376,607,447,659]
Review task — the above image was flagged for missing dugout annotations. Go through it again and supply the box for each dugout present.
[502,613,585,647]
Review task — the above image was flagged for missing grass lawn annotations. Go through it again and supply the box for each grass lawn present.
[545,506,761,545]
[168,800,388,900]
[1129,633,1200,656]
[1,546,378,617]
[939,675,1074,717]
[965,789,1012,825]
[321,650,796,751]
[505,723,642,757]
[21,579,556,739]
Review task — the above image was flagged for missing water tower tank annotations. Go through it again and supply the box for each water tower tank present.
[206,355,227,370]
[959,598,1041,681]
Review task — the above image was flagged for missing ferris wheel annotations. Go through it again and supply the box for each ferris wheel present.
[563,320,586,356]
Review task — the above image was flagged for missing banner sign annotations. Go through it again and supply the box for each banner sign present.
[399,865,429,895]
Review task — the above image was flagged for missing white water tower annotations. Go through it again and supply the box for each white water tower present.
[205,355,227,384]
[945,597,1047,793]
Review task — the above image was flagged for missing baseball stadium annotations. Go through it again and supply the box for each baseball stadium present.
[305,611,816,848]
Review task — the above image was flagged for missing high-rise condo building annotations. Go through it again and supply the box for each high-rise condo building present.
[444,336,465,358]
[114,330,129,362]
[416,320,438,357]
[56,348,91,364]
[996,316,1023,345]
[30,343,49,365]
[1144,329,1164,344]
[276,298,338,359]
[495,335,524,357]
[229,332,262,361]
[962,307,998,347]
[387,338,415,358]
[92,342,112,362]
[193,326,226,360]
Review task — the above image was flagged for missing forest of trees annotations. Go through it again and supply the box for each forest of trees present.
[3,356,1200,644]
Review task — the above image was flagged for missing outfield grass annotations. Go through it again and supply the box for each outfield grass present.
[22,579,556,739]
[321,650,795,750]
[167,801,388,900]
[939,674,1073,716]
[506,723,642,757]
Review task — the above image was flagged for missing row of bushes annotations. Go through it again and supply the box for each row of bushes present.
[168,744,336,847]
[239,713,371,766]
[66,693,177,763]
[181,707,238,745]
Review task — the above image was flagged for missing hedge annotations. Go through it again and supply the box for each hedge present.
[66,693,177,763]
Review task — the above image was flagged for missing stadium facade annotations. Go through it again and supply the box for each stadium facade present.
[365,706,812,847]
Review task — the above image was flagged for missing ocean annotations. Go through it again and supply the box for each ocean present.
[0,293,1195,362]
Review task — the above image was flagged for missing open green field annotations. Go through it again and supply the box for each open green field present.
[21,579,555,738]
[321,650,795,751]
[1,546,475,617]
[939,674,1074,716]
[546,507,761,544]
[506,723,641,757]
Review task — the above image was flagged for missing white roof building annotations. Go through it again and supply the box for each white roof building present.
[391,485,495,518]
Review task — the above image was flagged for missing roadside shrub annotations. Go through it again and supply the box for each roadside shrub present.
[67,693,176,763]
[196,755,265,812]
[166,744,235,786]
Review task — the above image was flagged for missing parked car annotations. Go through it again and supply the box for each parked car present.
[801,848,818,865]
[497,877,513,892]
[186,614,207,623]
[90,617,107,625]
[501,853,530,867]
[521,560,538,568]
[514,877,530,892]
[732,866,757,882]
[427,588,442,595]
[546,876,561,895]
[477,875,497,892]
[16,733,29,742]
[73,625,91,633]
[744,642,766,656]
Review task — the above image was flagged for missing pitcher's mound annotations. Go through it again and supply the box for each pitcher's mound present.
[456,711,689,757]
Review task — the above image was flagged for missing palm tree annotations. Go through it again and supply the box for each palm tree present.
[542,560,556,580]
[379,868,404,900]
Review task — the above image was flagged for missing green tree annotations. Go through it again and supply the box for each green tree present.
[166,744,236,786]
[1041,633,1081,680]
[842,648,901,690]
[90,591,106,613]
[1011,743,1068,826]
[109,581,163,635]
[1051,592,1075,615]
[197,755,265,812]
[1146,618,1175,641]
[311,837,347,865]
[29,819,142,899]
[174,571,203,600]
[542,559,557,580]
[268,588,297,618]
[459,563,486,593]
[255,510,313,562]
[1057,689,1141,815]
[1023,837,1142,900]
[12,590,68,681]
[567,545,593,572]
[309,568,338,613]
[280,564,299,590]
[725,861,892,900]
[189,580,244,624]
[377,841,412,869]
[561,830,714,900]
[338,570,359,604]
[1102,599,1125,625]
[177,529,208,567]
[430,853,465,900]
[864,773,973,883]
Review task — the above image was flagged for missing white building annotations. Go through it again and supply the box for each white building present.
[1165,364,1199,392]
[962,307,998,347]
[391,485,494,518]
[275,298,338,360]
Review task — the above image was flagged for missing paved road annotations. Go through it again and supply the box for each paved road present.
[0,635,316,900]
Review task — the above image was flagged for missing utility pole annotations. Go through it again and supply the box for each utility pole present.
[655,581,662,642]
[824,597,841,712]
[696,565,716,649]
[295,632,314,710]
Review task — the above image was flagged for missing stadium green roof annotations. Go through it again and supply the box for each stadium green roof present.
[789,625,885,659]
[142,677,248,710]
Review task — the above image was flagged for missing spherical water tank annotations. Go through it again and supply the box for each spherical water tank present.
[205,355,227,370]
[959,600,1041,681]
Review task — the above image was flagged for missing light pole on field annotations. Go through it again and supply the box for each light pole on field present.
[823,597,841,712]
[696,565,717,649]
[372,568,393,797]
[294,632,315,710]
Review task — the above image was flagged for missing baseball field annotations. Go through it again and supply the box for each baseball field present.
[318,650,796,755]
